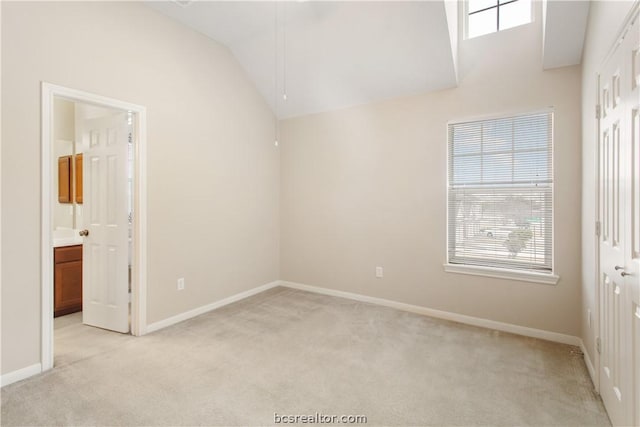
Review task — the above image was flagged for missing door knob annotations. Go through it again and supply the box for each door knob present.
[79,229,89,237]
[615,265,624,270]
[621,272,631,277]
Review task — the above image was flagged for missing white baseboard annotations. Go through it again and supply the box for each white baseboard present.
[3,280,585,388]
[580,339,597,389]
[279,280,581,346]
[1,363,42,388]
[146,280,280,334]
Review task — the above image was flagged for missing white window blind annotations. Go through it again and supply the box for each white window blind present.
[447,112,553,273]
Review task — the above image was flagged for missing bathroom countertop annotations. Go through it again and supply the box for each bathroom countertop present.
[53,237,83,248]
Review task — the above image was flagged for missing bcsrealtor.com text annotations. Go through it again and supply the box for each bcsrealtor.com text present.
[274,412,367,424]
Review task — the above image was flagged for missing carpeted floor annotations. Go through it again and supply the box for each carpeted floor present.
[1,286,610,426]
[53,312,136,369]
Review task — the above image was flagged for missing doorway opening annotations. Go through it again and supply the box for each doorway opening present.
[41,83,148,372]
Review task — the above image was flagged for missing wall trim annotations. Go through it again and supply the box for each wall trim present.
[3,281,587,387]
[279,280,581,346]
[146,281,281,333]
[443,263,560,285]
[580,339,597,389]
[1,364,42,388]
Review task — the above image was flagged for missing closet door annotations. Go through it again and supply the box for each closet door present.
[598,9,639,426]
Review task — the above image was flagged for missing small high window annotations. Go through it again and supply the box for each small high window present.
[467,0,532,39]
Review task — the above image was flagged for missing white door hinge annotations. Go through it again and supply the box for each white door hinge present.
[596,105,602,120]
[596,221,601,237]
[596,337,601,354]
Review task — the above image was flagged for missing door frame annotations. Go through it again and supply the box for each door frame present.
[40,82,148,371]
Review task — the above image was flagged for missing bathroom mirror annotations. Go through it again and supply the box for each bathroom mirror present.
[53,98,80,231]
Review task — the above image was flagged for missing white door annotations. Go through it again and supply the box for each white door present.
[626,14,640,426]
[79,113,130,333]
[598,10,640,426]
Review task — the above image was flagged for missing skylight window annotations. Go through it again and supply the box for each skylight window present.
[467,0,532,39]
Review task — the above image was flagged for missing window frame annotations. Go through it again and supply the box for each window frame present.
[464,0,535,40]
[444,109,559,285]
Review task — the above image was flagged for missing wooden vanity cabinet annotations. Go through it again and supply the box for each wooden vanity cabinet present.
[54,245,82,317]
[75,153,83,204]
[58,155,72,203]
[57,154,83,204]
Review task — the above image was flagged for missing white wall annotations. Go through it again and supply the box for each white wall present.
[280,8,583,336]
[580,0,637,366]
[444,0,459,81]
[1,2,279,375]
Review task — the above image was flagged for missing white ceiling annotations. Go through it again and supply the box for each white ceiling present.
[146,1,459,118]
[146,1,589,118]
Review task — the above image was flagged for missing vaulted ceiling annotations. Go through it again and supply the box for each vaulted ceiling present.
[146,0,589,119]
[542,0,590,70]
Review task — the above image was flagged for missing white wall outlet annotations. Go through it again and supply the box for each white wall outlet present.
[375,266,383,278]
[177,277,185,291]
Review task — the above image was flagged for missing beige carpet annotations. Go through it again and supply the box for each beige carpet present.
[53,312,136,368]
[1,287,610,426]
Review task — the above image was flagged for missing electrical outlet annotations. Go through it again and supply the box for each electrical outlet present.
[375,266,383,278]
[177,277,185,291]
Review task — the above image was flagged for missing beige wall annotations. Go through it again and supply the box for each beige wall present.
[4,0,620,379]
[580,0,637,365]
[280,10,583,336]
[1,2,279,375]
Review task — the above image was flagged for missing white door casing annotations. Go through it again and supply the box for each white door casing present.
[598,7,640,426]
[80,113,130,333]
[41,82,147,373]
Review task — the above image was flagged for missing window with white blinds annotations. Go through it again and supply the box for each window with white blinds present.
[447,111,553,273]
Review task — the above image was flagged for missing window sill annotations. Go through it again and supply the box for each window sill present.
[443,264,559,285]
